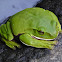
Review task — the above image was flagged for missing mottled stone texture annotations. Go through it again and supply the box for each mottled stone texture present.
[0,0,62,62]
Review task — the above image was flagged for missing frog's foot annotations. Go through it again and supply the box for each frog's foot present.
[2,38,20,50]
[19,34,57,49]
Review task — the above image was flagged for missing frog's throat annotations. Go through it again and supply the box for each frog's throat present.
[32,36,54,41]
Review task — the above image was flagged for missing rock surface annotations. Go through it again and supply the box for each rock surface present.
[0,0,62,62]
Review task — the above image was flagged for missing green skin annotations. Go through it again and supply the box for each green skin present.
[0,7,61,50]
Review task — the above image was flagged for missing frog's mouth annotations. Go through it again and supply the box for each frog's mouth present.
[32,36,54,41]
[32,30,55,41]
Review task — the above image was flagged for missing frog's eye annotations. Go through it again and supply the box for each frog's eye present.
[38,31,44,35]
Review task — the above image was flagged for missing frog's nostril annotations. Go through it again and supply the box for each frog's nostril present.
[56,22,57,26]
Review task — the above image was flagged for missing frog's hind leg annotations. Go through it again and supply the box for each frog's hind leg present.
[19,34,57,49]
[0,21,20,50]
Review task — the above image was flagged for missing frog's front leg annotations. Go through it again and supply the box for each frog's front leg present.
[19,34,57,49]
[0,21,20,50]
[2,38,20,50]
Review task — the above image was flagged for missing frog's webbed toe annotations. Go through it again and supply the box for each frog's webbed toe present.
[2,38,20,50]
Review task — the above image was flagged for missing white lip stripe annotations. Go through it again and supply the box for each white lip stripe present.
[33,32,59,41]
[33,36,54,40]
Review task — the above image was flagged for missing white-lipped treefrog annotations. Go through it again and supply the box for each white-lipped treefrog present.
[0,7,61,50]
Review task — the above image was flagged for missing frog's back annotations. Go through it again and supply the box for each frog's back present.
[8,8,43,35]
[8,8,61,36]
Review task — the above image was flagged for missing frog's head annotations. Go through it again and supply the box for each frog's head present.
[31,8,61,40]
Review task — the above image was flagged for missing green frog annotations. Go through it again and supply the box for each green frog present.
[0,7,61,50]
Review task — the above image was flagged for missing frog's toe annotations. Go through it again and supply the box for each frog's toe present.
[6,42,16,50]
[44,40,58,49]
[2,38,20,50]
[7,41,21,50]
[37,40,58,49]
[47,40,58,45]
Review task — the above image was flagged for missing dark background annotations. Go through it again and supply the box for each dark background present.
[0,0,62,62]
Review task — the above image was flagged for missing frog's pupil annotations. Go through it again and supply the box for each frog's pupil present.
[38,31,44,35]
